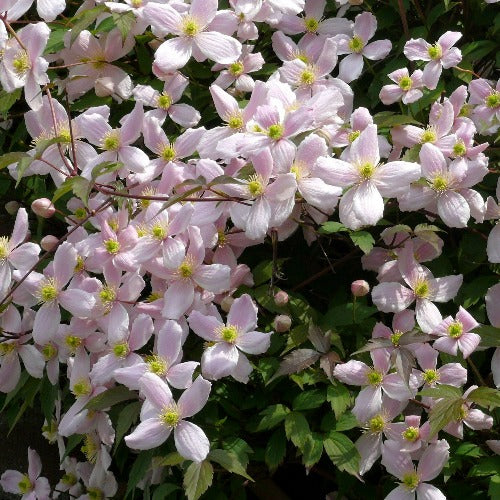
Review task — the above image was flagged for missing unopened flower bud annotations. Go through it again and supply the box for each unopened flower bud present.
[274,290,289,307]
[221,296,235,313]
[273,314,292,332]
[40,235,59,252]
[5,201,20,215]
[31,198,55,218]
[351,279,370,297]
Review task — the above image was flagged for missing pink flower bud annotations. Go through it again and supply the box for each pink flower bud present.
[31,198,55,218]
[4,201,20,215]
[351,279,370,297]
[273,314,292,332]
[40,235,59,252]
[221,296,235,313]
[274,290,289,307]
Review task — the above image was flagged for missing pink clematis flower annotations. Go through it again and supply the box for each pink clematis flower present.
[125,373,211,462]
[188,294,272,383]
[0,448,50,499]
[432,306,480,359]
[0,207,40,298]
[372,241,463,333]
[379,68,424,105]
[315,124,421,229]
[147,0,242,74]
[333,350,418,424]
[334,12,392,83]
[21,242,96,344]
[381,439,450,500]
[404,31,462,89]
[384,414,432,454]
[0,22,50,110]
[469,78,500,134]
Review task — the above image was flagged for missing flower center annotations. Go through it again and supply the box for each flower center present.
[12,50,30,76]
[0,342,16,356]
[38,278,59,303]
[399,76,413,91]
[151,222,168,240]
[108,218,119,231]
[402,426,420,442]
[81,435,99,463]
[146,291,163,302]
[17,474,33,494]
[420,127,437,144]
[146,354,168,376]
[432,175,449,192]
[161,144,176,162]
[160,406,180,427]
[358,163,375,180]
[348,130,361,143]
[101,131,121,151]
[304,17,319,33]
[247,174,265,197]
[42,343,58,360]
[368,414,385,433]
[72,378,92,397]
[99,286,116,305]
[267,124,284,140]
[453,141,467,157]
[65,335,82,353]
[414,280,430,298]
[227,113,244,130]
[427,44,442,60]
[104,238,120,254]
[178,258,194,278]
[485,92,500,109]
[229,61,245,76]
[459,104,472,117]
[61,473,77,486]
[299,68,315,86]
[74,207,87,219]
[423,369,440,385]
[113,342,129,358]
[0,236,9,260]
[390,330,403,346]
[157,92,172,110]
[349,36,364,53]
[182,16,200,37]
[217,230,227,247]
[290,163,304,180]
[447,321,463,338]
[402,471,420,491]
[218,324,239,343]
[88,488,104,500]
[367,369,384,386]
[296,52,309,64]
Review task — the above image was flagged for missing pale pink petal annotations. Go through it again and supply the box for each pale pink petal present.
[195,31,242,64]
[354,12,377,42]
[178,375,211,418]
[236,330,271,355]
[10,207,28,249]
[125,418,170,450]
[333,360,370,386]
[162,281,195,320]
[167,362,199,390]
[174,421,210,462]
[315,157,359,187]
[350,124,380,167]
[438,363,467,386]
[32,302,60,344]
[352,181,384,226]
[416,483,446,500]
[338,53,364,83]
[59,289,95,318]
[53,242,77,286]
[416,299,442,334]
[194,264,230,293]
[372,282,415,313]
[356,433,382,475]
[437,191,470,228]
[201,343,239,380]
[140,372,173,411]
[188,311,223,342]
[353,386,382,423]
[154,37,193,73]
[456,306,479,332]
[417,440,450,481]
[404,38,431,61]
[457,332,481,358]
[0,470,25,494]
[363,40,392,60]
[422,60,442,90]
[227,294,257,332]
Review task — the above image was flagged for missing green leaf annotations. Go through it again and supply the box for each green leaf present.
[302,433,324,468]
[349,231,375,254]
[125,450,154,498]
[428,398,463,437]
[40,376,58,423]
[455,443,485,458]
[402,144,422,163]
[292,389,325,411]
[466,387,500,410]
[152,484,180,500]
[252,404,290,432]
[157,452,185,467]
[0,88,22,117]
[252,260,274,286]
[488,475,500,499]
[326,382,352,419]
[468,457,500,477]
[15,156,35,187]
[64,177,93,207]
[62,434,84,461]
[324,432,360,477]
[334,412,358,432]
[265,428,286,471]
[476,326,500,348]
[44,29,66,54]
[112,11,136,41]
[1,371,29,411]
[183,461,213,500]
[0,152,28,170]
[284,412,310,451]
[91,161,123,180]
[69,5,109,44]
[85,386,137,411]
[113,401,141,451]
[208,449,253,481]
[373,112,421,128]
[418,384,463,399]
[8,378,42,435]
[319,221,348,234]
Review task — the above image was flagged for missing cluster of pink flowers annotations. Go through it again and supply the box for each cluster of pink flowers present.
[0,0,499,498]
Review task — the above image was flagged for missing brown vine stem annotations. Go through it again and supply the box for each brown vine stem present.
[410,398,431,410]
[0,199,113,308]
[454,66,481,79]
[467,357,487,387]
[65,92,78,171]
[397,0,410,40]
[0,13,28,52]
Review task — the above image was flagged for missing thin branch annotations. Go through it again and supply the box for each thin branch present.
[0,13,28,52]
[397,0,410,40]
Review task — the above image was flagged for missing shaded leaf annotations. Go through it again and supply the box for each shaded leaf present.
[183,461,213,500]
[85,386,137,411]
[208,449,253,481]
